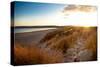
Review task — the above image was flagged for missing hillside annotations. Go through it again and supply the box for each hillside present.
[14,26,97,65]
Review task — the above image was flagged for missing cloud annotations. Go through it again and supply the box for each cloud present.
[62,5,97,15]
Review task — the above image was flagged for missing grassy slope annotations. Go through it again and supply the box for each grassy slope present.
[14,26,97,65]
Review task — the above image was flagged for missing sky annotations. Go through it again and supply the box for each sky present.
[12,1,97,26]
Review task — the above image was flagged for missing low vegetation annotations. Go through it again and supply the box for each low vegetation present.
[14,43,64,65]
[14,26,97,65]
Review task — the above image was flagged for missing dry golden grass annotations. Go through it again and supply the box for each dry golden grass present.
[14,43,64,65]
[39,27,79,52]
[39,27,97,61]
[85,29,97,60]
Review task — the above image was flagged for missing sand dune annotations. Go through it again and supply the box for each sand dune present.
[14,26,97,65]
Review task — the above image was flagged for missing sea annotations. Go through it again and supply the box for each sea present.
[14,28,56,33]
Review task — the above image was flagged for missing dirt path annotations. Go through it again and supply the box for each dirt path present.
[65,35,93,62]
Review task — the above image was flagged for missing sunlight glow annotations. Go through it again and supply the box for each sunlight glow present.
[58,11,97,26]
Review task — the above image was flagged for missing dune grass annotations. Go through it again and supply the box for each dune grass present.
[14,43,64,65]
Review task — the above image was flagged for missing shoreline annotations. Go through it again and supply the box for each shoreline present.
[14,29,57,45]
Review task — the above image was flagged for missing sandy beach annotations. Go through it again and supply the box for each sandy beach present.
[15,29,57,45]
